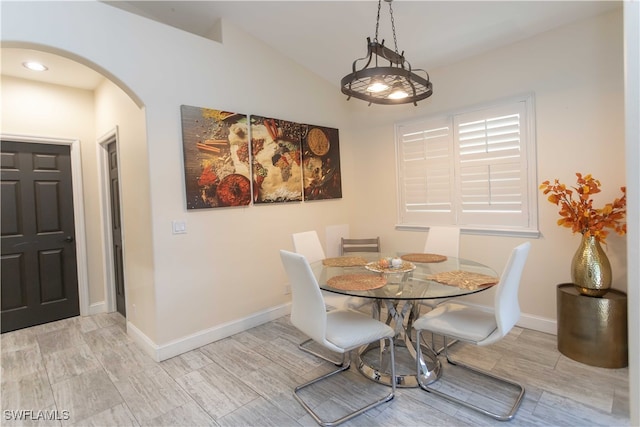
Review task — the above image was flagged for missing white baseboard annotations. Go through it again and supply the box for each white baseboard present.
[127,303,292,362]
[88,301,107,316]
[517,312,557,335]
[126,321,160,361]
[125,301,556,363]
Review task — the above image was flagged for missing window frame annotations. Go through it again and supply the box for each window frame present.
[394,94,540,237]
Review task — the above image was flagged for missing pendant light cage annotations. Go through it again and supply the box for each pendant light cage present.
[340,0,433,106]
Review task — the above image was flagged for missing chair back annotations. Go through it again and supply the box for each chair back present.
[493,242,531,339]
[292,231,325,264]
[340,237,380,255]
[325,224,350,257]
[280,250,328,344]
[423,226,460,258]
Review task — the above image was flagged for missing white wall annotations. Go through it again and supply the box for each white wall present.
[144,19,354,345]
[344,9,626,326]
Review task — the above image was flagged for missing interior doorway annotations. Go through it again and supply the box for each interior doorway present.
[100,133,126,317]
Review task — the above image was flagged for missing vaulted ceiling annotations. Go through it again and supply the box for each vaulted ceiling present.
[2,1,621,90]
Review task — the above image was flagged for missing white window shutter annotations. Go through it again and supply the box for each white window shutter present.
[395,95,537,234]
[454,101,529,227]
[397,118,455,225]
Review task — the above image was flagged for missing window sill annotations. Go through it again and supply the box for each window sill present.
[395,224,541,239]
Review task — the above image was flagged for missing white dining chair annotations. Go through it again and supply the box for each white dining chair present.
[419,226,461,350]
[413,241,531,421]
[340,237,381,254]
[280,250,396,426]
[421,228,461,307]
[423,226,460,259]
[292,231,351,310]
[291,231,366,364]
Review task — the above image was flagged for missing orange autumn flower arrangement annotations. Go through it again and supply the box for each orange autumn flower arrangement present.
[539,173,626,243]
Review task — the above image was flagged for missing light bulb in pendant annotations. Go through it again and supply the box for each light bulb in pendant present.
[387,80,408,99]
[366,76,389,93]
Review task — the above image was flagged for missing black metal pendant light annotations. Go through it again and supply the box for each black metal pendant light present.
[341,0,433,106]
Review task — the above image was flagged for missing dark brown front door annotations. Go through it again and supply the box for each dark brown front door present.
[108,141,126,316]
[1,141,79,333]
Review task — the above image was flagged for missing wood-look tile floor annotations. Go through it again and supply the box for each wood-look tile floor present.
[0,312,630,426]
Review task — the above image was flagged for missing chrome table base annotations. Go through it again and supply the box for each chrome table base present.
[356,299,441,388]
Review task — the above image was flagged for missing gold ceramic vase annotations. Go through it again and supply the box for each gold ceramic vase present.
[571,234,612,297]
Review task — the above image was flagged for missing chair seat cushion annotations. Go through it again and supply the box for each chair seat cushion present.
[326,310,394,351]
[413,302,497,343]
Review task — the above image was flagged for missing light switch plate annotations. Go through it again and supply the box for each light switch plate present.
[172,220,187,234]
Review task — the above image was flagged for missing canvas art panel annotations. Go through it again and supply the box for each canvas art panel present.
[250,115,303,203]
[301,125,342,200]
[180,105,251,209]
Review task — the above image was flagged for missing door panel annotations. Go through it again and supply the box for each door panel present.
[1,180,21,235]
[1,141,79,333]
[1,253,26,310]
[39,249,65,302]
[35,181,63,232]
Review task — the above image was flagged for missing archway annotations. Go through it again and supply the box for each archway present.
[1,44,145,325]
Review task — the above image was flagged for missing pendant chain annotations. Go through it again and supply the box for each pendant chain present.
[373,0,401,56]
[374,0,382,43]
[388,1,400,55]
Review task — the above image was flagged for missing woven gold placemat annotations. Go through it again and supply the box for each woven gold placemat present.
[400,253,447,263]
[322,256,368,267]
[428,270,499,290]
[326,274,387,291]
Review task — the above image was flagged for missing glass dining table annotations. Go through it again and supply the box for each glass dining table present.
[311,252,498,388]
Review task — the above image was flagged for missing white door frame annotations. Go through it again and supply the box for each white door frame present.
[96,127,125,315]
[1,133,90,316]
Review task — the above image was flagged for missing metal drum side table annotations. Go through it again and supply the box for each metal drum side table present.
[557,283,628,368]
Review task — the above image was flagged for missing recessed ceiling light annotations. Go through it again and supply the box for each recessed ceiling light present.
[22,61,48,72]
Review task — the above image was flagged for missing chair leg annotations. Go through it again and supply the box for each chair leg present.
[415,333,525,422]
[294,338,396,427]
[432,333,459,355]
[299,338,344,366]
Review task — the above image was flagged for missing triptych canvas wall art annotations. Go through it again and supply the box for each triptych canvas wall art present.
[180,105,342,210]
